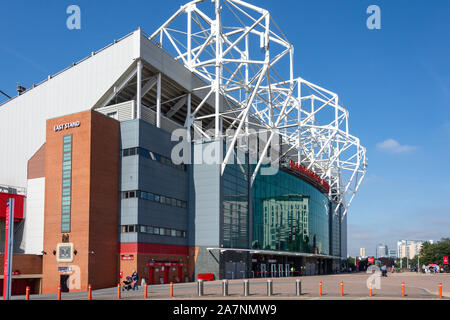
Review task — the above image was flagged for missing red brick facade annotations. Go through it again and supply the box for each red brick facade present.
[42,110,120,293]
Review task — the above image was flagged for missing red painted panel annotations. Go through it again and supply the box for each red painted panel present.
[119,243,188,255]
[0,193,25,221]
[197,273,215,281]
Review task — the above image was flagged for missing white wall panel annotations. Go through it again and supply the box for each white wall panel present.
[21,177,45,254]
[0,30,140,188]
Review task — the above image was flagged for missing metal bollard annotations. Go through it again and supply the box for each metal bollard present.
[25,286,30,300]
[439,283,442,299]
[88,284,92,300]
[197,280,204,297]
[319,281,322,297]
[144,283,148,299]
[244,280,250,297]
[170,282,174,297]
[267,279,273,296]
[401,282,405,297]
[57,285,61,300]
[296,279,302,296]
[117,283,121,299]
[222,280,228,296]
[340,281,344,297]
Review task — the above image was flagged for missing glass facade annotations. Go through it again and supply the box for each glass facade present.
[61,134,73,233]
[222,153,250,249]
[252,166,330,255]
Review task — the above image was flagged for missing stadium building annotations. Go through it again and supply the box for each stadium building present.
[0,0,366,295]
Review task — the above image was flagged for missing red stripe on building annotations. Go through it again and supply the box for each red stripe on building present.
[119,243,189,255]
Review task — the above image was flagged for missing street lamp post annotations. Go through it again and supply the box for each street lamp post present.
[406,240,409,271]
[417,254,420,273]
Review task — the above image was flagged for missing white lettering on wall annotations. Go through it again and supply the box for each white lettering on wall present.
[53,121,81,132]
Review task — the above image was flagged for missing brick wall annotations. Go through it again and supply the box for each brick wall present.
[42,110,120,293]
[0,254,42,275]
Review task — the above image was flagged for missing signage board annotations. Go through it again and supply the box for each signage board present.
[121,255,135,261]
[148,262,184,267]
[54,121,81,132]
[58,266,73,273]
[288,160,330,193]
[368,257,374,265]
[444,256,449,265]
[56,243,74,263]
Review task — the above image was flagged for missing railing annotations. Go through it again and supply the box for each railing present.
[0,184,26,195]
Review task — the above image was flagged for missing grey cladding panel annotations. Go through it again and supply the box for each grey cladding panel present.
[193,161,221,247]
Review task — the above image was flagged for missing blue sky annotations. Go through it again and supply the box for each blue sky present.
[1,1,449,257]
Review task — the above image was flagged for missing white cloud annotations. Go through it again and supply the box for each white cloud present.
[376,139,418,154]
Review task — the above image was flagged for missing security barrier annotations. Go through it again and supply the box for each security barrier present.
[243,280,250,297]
[222,280,228,296]
[296,279,301,296]
[39,279,449,300]
[267,279,273,296]
[197,280,204,297]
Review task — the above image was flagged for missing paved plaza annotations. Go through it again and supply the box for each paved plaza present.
[11,272,450,300]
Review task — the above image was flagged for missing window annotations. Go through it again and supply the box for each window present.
[61,134,73,233]
[122,190,187,210]
[121,225,186,238]
[121,147,186,171]
[107,111,118,120]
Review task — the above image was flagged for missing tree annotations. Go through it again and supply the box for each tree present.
[419,238,450,265]
[347,257,356,270]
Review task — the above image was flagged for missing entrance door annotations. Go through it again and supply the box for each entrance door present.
[60,275,70,292]
[270,264,277,277]
[236,262,246,279]
[260,264,267,278]
[278,264,284,277]
[285,264,290,277]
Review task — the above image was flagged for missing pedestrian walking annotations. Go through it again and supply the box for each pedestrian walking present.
[381,265,387,277]
[132,270,139,291]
